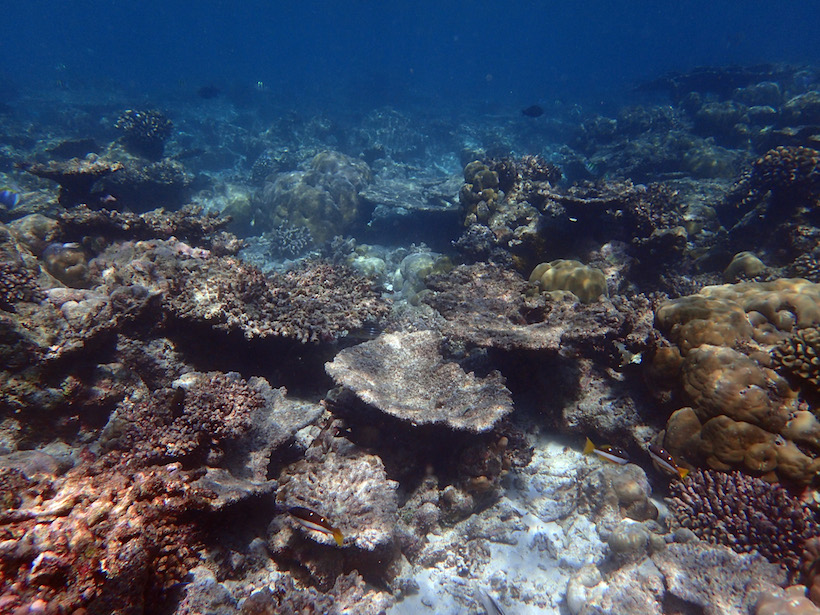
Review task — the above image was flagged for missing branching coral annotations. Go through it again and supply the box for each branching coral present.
[668,469,820,576]
[115,108,174,159]
[0,261,43,311]
[773,327,820,390]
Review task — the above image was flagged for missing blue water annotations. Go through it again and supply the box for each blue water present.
[3,1,819,110]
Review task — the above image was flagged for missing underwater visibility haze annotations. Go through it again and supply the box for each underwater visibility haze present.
[1,1,820,614]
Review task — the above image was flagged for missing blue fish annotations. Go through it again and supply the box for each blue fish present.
[0,190,20,208]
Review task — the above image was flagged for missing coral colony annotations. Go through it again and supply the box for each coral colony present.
[2,63,820,614]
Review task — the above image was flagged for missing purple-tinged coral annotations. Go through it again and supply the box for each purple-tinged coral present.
[668,469,820,575]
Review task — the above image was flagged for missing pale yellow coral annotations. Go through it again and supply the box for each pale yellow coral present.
[529,259,607,304]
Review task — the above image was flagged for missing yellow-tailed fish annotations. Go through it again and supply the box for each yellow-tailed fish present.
[288,506,344,546]
[648,443,689,480]
[583,437,630,465]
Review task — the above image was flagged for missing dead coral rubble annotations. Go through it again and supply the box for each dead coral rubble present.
[0,456,210,614]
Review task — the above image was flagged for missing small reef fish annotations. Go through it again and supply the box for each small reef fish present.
[648,443,689,480]
[583,437,630,465]
[0,189,20,208]
[521,104,545,118]
[288,506,344,546]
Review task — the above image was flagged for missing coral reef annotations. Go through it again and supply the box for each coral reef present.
[163,255,390,343]
[725,146,820,219]
[277,449,399,551]
[261,223,314,259]
[326,331,512,432]
[21,156,124,208]
[102,371,262,467]
[41,241,89,287]
[325,330,513,432]
[236,571,395,614]
[0,455,212,613]
[667,469,819,576]
[115,109,174,160]
[53,205,238,252]
[0,260,43,311]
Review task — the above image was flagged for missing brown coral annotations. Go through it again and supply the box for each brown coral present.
[668,469,820,577]
[653,279,820,484]
[103,371,261,467]
[0,456,211,613]
[773,327,820,390]
[724,146,820,222]
[0,261,44,311]
[165,255,390,343]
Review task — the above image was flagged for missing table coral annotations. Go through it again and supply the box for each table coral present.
[325,330,513,432]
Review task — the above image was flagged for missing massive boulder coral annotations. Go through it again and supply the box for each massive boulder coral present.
[530,259,608,303]
[255,150,372,242]
[652,278,820,483]
[325,330,513,432]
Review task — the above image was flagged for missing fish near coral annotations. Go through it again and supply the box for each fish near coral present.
[648,443,689,480]
[583,437,630,465]
[288,506,344,546]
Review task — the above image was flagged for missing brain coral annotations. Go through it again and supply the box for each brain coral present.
[325,330,513,432]
[529,259,607,304]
